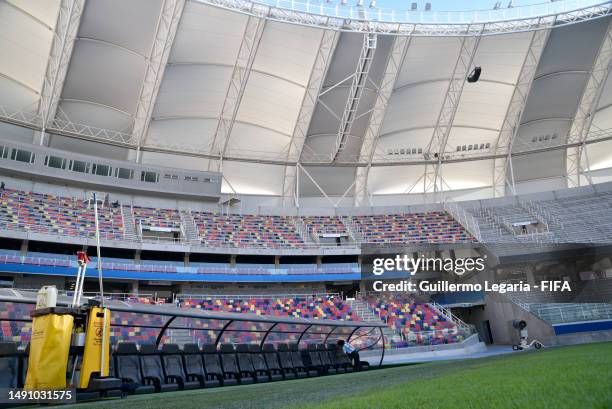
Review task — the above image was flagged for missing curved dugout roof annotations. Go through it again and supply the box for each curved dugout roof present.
[0,0,611,204]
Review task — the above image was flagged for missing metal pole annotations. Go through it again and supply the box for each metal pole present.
[378,327,385,367]
[72,264,83,307]
[93,193,104,303]
[93,192,108,377]
[75,263,87,307]
[155,316,177,346]
[259,322,278,349]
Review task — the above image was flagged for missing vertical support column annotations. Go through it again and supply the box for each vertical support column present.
[282,30,338,206]
[492,27,550,197]
[208,16,266,170]
[37,0,85,145]
[133,0,186,162]
[354,35,411,207]
[332,33,378,161]
[20,240,28,257]
[423,32,482,201]
[566,20,612,187]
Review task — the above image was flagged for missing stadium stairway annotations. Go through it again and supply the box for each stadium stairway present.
[121,204,138,241]
[179,209,200,245]
[346,299,398,341]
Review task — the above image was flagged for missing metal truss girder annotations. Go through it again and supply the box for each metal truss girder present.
[281,30,338,206]
[37,0,84,139]
[423,33,482,197]
[332,33,377,162]
[492,27,550,198]
[133,0,186,161]
[194,0,611,37]
[354,35,411,207]
[4,102,612,166]
[566,18,612,188]
[208,16,266,170]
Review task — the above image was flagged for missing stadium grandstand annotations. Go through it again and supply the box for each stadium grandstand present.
[0,0,611,407]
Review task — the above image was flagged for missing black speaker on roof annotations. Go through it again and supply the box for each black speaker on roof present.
[467,66,482,83]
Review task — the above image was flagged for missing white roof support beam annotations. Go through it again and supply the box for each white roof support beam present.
[281,29,338,206]
[208,16,266,171]
[492,26,550,198]
[332,33,377,162]
[423,31,482,200]
[354,34,411,207]
[36,0,85,145]
[133,0,186,162]
[566,19,612,188]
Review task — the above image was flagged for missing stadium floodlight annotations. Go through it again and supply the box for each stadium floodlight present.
[467,67,482,83]
[369,0,376,8]
[356,0,364,7]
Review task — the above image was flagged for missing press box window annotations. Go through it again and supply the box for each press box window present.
[92,163,111,176]
[10,149,35,163]
[115,168,134,180]
[184,176,198,182]
[0,146,8,159]
[141,171,159,183]
[44,155,67,169]
[70,160,90,173]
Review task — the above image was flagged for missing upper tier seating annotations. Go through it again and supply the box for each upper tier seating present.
[302,216,348,236]
[0,188,471,248]
[193,212,305,248]
[132,206,181,231]
[349,212,472,244]
[0,189,123,240]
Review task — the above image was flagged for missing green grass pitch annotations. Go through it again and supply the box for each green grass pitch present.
[61,342,612,409]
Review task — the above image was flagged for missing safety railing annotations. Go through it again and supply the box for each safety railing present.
[176,292,340,301]
[202,0,606,24]
[528,303,612,324]
[0,252,360,275]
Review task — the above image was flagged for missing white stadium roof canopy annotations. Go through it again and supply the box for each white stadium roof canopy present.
[0,0,611,206]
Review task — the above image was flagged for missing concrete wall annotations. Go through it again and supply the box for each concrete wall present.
[462,292,555,345]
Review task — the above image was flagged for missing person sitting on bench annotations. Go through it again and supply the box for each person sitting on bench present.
[337,339,360,370]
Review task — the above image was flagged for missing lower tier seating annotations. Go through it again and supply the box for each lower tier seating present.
[365,295,464,346]
[182,296,359,321]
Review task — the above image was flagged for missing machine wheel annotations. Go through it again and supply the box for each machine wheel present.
[512,344,519,351]
[534,342,542,349]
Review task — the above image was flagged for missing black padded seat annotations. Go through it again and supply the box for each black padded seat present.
[316,344,338,374]
[139,344,180,392]
[289,344,318,377]
[182,344,220,388]
[221,344,255,385]
[262,344,289,380]
[0,342,19,388]
[248,344,280,382]
[327,343,353,373]
[305,344,326,375]
[114,342,155,395]
[276,343,301,379]
[161,344,200,390]
[203,344,235,387]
